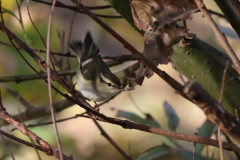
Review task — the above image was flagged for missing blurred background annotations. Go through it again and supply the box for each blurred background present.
[0,0,240,160]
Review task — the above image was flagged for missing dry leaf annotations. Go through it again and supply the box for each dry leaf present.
[130,0,198,31]
[128,0,196,88]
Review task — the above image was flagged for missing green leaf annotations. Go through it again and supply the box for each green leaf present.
[163,101,179,131]
[116,110,160,128]
[137,144,210,160]
[196,120,216,153]
[2,7,19,20]
[137,144,172,160]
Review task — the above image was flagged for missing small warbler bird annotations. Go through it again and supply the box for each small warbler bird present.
[69,32,123,102]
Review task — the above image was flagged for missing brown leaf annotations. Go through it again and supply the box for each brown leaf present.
[130,0,198,31]
[130,0,156,31]
[128,24,187,87]
[129,0,196,88]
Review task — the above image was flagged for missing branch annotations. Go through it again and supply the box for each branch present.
[0,92,72,160]
[19,92,122,129]
[70,0,186,98]
[45,0,63,159]
[77,114,240,153]
[184,81,240,145]
[0,129,46,154]
[106,0,240,118]
[0,40,75,57]
[225,0,240,20]
[0,61,138,86]
[213,0,240,37]
[0,21,120,123]
[30,0,122,19]
[0,69,76,83]
[0,130,15,160]
[0,99,74,126]
[0,83,32,109]
[92,120,132,160]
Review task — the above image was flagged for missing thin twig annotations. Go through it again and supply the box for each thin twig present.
[193,132,197,160]
[76,114,240,152]
[92,120,132,160]
[223,132,240,159]
[0,55,137,83]
[219,60,230,105]
[21,93,121,128]
[17,99,42,160]
[236,106,239,122]
[208,10,225,19]
[0,128,15,160]
[0,129,46,152]
[128,141,132,158]
[194,0,240,76]
[31,0,122,18]
[15,0,28,42]
[218,60,230,160]
[127,91,145,115]
[0,69,76,83]
[218,127,224,160]
[46,0,63,159]
[0,91,72,159]
[0,83,32,109]
[179,74,187,85]
[0,40,75,57]
[66,11,77,85]
[27,0,46,47]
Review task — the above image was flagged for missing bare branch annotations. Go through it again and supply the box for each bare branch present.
[0,99,74,126]
[77,114,240,152]
[0,129,15,160]
[184,81,240,145]
[213,0,240,37]
[93,120,132,160]
[69,1,186,98]
[45,0,63,159]
[0,83,32,109]
[0,92,72,160]
[0,129,45,152]
[224,0,240,20]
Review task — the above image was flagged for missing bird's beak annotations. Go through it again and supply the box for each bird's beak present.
[114,86,125,91]
[119,87,125,91]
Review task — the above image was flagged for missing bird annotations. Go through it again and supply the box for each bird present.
[69,32,123,102]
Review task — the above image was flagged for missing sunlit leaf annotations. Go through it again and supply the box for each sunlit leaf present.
[116,110,160,128]
[2,7,19,20]
[163,101,179,131]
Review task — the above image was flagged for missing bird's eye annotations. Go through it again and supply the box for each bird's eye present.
[107,83,112,86]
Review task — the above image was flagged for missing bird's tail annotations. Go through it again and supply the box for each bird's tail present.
[69,32,100,63]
